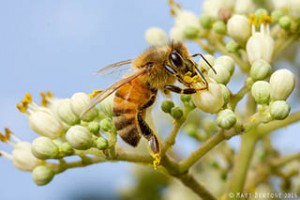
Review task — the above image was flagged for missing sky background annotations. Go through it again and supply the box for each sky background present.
[0,1,299,200]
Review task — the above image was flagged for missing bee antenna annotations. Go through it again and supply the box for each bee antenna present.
[195,65,208,86]
[192,53,216,74]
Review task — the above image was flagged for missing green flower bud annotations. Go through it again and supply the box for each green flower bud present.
[255,8,268,18]
[270,69,295,100]
[12,142,42,171]
[251,81,271,104]
[94,137,109,150]
[184,26,199,39]
[161,100,175,113]
[60,142,74,156]
[170,106,183,120]
[32,166,55,186]
[214,56,235,76]
[227,15,251,44]
[70,92,98,122]
[220,84,231,104]
[208,64,231,85]
[31,137,59,160]
[145,27,168,46]
[192,80,224,114]
[184,124,198,138]
[271,10,284,22]
[88,121,100,134]
[226,40,240,54]
[250,59,272,81]
[269,101,290,120]
[180,94,192,103]
[279,16,292,30]
[212,21,226,34]
[65,125,93,150]
[56,99,80,125]
[198,54,215,72]
[216,109,237,129]
[199,15,214,29]
[29,108,64,139]
[100,118,113,132]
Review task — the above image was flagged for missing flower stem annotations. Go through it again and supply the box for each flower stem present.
[227,130,259,197]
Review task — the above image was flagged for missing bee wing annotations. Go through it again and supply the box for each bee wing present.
[95,59,132,75]
[81,67,148,117]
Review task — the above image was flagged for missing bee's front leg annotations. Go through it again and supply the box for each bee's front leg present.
[164,85,197,94]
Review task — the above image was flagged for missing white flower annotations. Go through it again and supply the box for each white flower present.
[288,0,300,19]
[269,100,290,120]
[32,165,55,186]
[145,27,168,46]
[216,109,237,129]
[29,108,64,139]
[12,142,42,171]
[208,64,231,85]
[250,59,272,81]
[269,69,295,100]
[192,80,224,113]
[251,81,271,104]
[175,10,200,30]
[56,99,80,125]
[246,24,274,64]
[31,137,59,160]
[203,0,234,18]
[234,0,255,14]
[169,27,185,42]
[227,15,251,44]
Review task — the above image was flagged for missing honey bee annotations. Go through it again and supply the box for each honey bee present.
[82,42,214,158]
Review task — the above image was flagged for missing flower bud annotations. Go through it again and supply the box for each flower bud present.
[99,118,113,132]
[180,94,192,103]
[227,15,251,44]
[29,109,64,139]
[170,106,183,120]
[175,10,200,30]
[56,99,80,125]
[208,64,231,85]
[32,166,55,186]
[88,121,100,134]
[269,100,290,120]
[255,9,268,18]
[279,16,292,30]
[226,40,240,54]
[184,26,199,39]
[12,142,42,171]
[212,21,226,34]
[271,10,284,22]
[192,80,224,113]
[31,137,59,160]
[234,0,255,14]
[288,0,300,19]
[220,84,231,104]
[169,27,185,42]
[94,137,109,150]
[184,124,198,138]
[203,0,234,18]
[214,56,235,75]
[250,59,272,81]
[161,100,175,113]
[60,142,74,156]
[251,81,271,104]
[145,27,168,46]
[65,125,93,150]
[216,109,237,129]
[198,54,215,72]
[70,92,98,122]
[199,15,214,29]
[270,69,295,100]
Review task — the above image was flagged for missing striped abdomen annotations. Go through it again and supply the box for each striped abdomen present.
[113,78,156,147]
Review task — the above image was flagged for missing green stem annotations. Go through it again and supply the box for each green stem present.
[161,120,183,155]
[230,78,253,110]
[179,129,239,173]
[227,131,258,198]
[271,152,300,168]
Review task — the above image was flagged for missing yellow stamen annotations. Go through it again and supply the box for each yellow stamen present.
[89,89,103,98]
[24,93,32,104]
[40,91,54,107]
[0,128,12,142]
[259,15,272,25]
[249,14,257,25]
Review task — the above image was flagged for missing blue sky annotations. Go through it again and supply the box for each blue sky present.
[0,1,299,199]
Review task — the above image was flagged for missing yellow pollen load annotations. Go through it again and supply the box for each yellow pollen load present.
[152,153,161,170]
[183,72,202,84]
[89,89,103,98]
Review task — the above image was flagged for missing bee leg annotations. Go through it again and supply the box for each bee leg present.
[164,85,198,94]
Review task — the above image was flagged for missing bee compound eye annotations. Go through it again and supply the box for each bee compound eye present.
[170,52,183,67]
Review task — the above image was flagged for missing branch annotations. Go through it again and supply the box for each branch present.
[270,152,300,168]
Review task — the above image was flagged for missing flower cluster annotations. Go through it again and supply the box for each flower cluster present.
[1,92,113,185]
